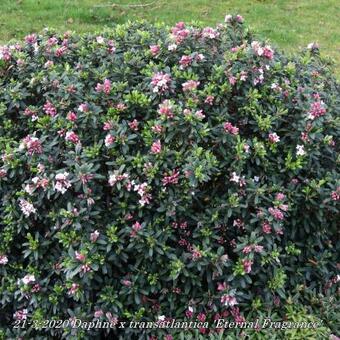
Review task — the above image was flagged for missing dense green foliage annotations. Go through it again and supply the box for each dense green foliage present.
[0,17,339,339]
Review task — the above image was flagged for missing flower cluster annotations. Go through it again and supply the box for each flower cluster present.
[151,72,172,93]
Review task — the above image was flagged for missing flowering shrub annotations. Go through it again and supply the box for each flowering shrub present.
[0,16,339,339]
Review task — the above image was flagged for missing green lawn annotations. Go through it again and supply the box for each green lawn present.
[1,0,339,74]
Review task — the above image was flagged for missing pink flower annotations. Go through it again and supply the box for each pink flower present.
[191,248,202,260]
[133,182,152,206]
[171,22,190,44]
[106,312,118,325]
[67,111,77,122]
[158,100,174,118]
[202,27,219,39]
[185,307,194,318]
[253,245,264,253]
[128,119,139,131]
[268,207,284,220]
[242,245,252,254]
[236,15,244,23]
[55,46,68,57]
[0,255,8,265]
[195,110,205,120]
[25,34,37,44]
[221,295,238,307]
[96,79,112,94]
[19,199,36,217]
[162,169,180,186]
[0,46,12,61]
[32,283,41,292]
[242,259,253,273]
[217,282,228,291]
[152,124,163,133]
[308,100,326,120]
[182,80,199,92]
[223,122,239,135]
[94,310,104,318]
[251,41,274,59]
[13,309,28,320]
[43,101,57,117]
[204,95,214,105]
[229,76,237,85]
[81,264,91,273]
[150,45,160,56]
[75,251,85,262]
[151,140,162,154]
[22,274,35,285]
[78,103,89,112]
[103,121,113,130]
[90,230,100,242]
[55,172,71,194]
[268,133,280,143]
[151,72,172,93]
[279,204,288,211]
[47,37,58,46]
[179,55,192,69]
[275,192,285,201]
[122,279,132,287]
[331,189,340,201]
[65,131,80,144]
[107,40,116,54]
[23,107,36,118]
[108,171,129,187]
[263,46,274,60]
[197,313,206,322]
[301,132,309,142]
[233,219,244,229]
[195,53,205,62]
[68,283,79,295]
[105,134,115,147]
[130,221,142,237]
[240,71,248,81]
[0,169,7,178]
[21,135,43,155]
[251,41,264,56]
[262,221,272,234]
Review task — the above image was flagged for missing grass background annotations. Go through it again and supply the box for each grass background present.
[0,0,339,74]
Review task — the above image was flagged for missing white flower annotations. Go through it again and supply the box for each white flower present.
[296,145,306,156]
[0,255,8,265]
[24,184,34,195]
[307,42,319,50]
[168,44,177,51]
[225,14,232,22]
[55,172,71,194]
[96,36,105,44]
[55,172,69,181]
[19,199,36,217]
[32,177,39,184]
[22,274,35,285]
[158,315,166,321]
[230,172,240,183]
[221,294,238,307]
